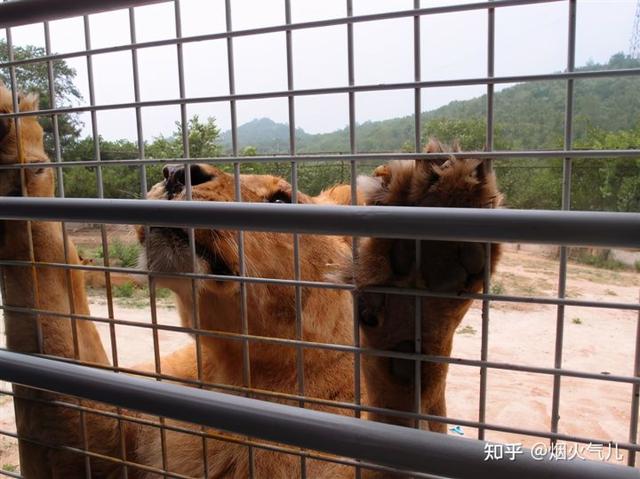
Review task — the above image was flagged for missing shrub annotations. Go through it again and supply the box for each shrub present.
[113,282,135,298]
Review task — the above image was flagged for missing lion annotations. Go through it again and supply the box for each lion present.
[0,83,502,478]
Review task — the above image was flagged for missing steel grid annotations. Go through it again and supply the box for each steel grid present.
[2,349,639,479]
[1,0,639,478]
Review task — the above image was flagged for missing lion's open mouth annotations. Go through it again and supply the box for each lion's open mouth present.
[147,227,233,276]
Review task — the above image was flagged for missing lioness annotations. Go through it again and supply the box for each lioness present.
[0,84,501,478]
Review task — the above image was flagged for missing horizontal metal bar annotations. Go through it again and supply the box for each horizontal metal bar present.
[8,349,640,456]
[0,468,22,479]
[0,0,168,29]
[0,150,639,172]
[2,256,638,311]
[0,350,636,479]
[2,68,640,121]
[0,426,193,479]
[0,389,441,479]
[0,197,638,248]
[0,0,564,68]
[3,376,640,460]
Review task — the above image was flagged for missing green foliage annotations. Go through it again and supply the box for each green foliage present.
[109,240,141,268]
[61,116,221,198]
[147,115,221,159]
[93,240,140,268]
[212,54,640,212]
[0,40,82,153]
[456,325,477,335]
[635,260,640,273]
[490,282,505,295]
[572,249,627,271]
[571,317,583,325]
[113,282,135,298]
[8,44,632,212]
[241,145,258,156]
[572,124,640,212]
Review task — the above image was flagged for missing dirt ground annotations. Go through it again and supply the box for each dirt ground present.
[1,247,639,472]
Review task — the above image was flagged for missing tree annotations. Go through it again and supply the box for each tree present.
[0,40,82,153]
[572,125,640,212]
[63,116,223,199]
[241,145,257,156]
[146,115,221,159]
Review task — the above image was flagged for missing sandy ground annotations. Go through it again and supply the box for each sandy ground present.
[1,248,639,472]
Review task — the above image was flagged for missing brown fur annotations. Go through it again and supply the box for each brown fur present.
[0,81,502,478]
[354,139,502,436]
[0,85,119,477]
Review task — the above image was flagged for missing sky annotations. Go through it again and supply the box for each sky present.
[2,0,638,141]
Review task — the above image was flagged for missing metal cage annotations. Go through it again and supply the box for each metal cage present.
[0,1,639,478]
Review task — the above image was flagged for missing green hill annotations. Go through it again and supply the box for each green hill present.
[220,53,640,154]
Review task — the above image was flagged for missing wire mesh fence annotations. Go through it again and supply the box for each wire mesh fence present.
[0,0,639,478]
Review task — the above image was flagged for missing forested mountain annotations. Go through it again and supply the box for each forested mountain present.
[220,54,640,154]
[30,51,638,212]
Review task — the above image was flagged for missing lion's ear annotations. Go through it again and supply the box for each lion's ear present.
[416,138,449,183]
[357,174,385,205]
[18,93,39,112]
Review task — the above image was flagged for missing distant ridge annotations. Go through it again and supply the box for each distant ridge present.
[220,54,640,154]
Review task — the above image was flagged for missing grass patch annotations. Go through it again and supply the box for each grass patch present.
[635,260,640,273]
[155,287,172,299]
[572,249,627,271]
[490,282,505,295]
[137,286,172,299]
[113,282,135,298]
[109,285,173,308]
[95,240,141,268]
[2,465,18,473]
[571,317,583,325]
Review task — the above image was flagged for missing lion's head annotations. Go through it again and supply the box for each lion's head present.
[0,84,52,199]
[137,164,353,346]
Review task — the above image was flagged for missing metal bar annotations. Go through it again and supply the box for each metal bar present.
[223,1,254,475]
[346,2,362,475]
[550,0,577,443]
[81,14,108,477]
[0,426,194,479]
[171,3,208,475]
[3,363,640,457]
[413,0,423,430]
[0,0,168,29]
[0,391,443,479]
[0,0,574,57]
[478,0,496,441]
[284,2,307,476]
[628,290,640,466]
[3,68,640,120]
[0,350,636,479]
[0,198,638,248]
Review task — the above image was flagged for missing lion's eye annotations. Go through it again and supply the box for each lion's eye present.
[268,191,291,204]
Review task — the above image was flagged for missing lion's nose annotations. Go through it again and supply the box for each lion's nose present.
[163,164,213,187]
[162,164,179,181]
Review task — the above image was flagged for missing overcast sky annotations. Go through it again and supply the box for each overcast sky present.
[3,0,637,140]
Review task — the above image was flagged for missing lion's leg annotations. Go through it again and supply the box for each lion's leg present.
[1,218,130,477]
[358,239,490,430]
